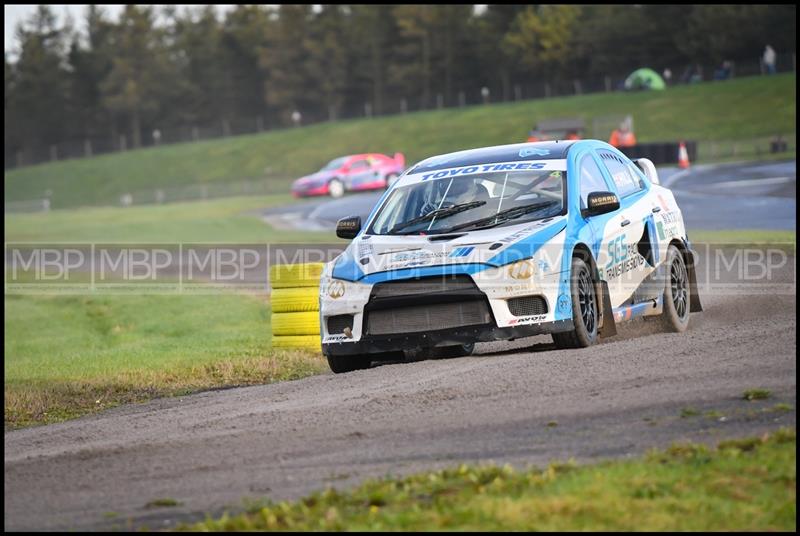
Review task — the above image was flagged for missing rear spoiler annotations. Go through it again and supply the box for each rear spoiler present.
[393,152,406,168]
[634,157,659,185]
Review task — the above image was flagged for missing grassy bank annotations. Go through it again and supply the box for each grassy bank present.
[5,74,795,209]
[4,194,339,243]
[185,428,796,531]
[4,292,327,428]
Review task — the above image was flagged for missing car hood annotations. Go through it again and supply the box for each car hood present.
[331,216,568,282]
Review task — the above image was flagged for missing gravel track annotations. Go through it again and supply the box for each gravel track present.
[5,247,796,531]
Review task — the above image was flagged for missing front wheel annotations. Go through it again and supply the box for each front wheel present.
[552,256,599,349]
[326,354,370,374]
[328,178,345,199]
[660,245,690,332]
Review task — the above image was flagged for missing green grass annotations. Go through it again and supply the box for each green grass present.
[4,292,328,428]
[743,388,772,401]
[183,428,796,531]
[5,74,795,209]
[146,498,182,509]
[4,194,339,243]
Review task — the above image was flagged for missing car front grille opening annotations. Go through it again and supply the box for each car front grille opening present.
[366,300,491,335]
[327,314,354,334]
[370,275,477,299]
[507,296,548,317]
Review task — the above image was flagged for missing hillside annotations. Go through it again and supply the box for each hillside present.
[5,74,795,209]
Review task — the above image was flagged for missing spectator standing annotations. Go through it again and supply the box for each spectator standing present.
[609,119,637,148]
[763,45,777,75]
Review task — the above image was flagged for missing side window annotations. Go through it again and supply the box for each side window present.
[599,151,643,197]
[579,155,609,209]
[350,160,369,171]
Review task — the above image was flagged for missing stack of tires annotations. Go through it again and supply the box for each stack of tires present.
[269,263,323,351]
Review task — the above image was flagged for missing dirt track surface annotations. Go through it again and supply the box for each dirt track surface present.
[4,252,797,531]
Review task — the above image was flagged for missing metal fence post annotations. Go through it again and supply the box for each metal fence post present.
[604,76,611,92]
[544,83,551,98]
[84,139,92,158]
[458,91,465,108]
[257,116,264,131]
[364,102,372,117]
[120,135,127,151]
[400,98,407,114]
[436,94,443,109]
[514,84,521,101]
[573,79,582,95]
[50,145,58,162]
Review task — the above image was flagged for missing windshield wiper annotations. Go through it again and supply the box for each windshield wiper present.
[443,201,559,232]
[388,200,486,234]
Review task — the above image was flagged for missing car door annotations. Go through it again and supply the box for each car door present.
[594,150,655,305]
[345,159,375,189]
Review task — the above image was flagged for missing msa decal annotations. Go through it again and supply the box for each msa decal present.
[327,280,346,299]
[419,161,547,180]
[508,260,535,279]
[324,334,350,342]
[449,246,475,258]
[604,235,645,279]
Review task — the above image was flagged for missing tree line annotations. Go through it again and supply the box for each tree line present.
[4,4,796,158]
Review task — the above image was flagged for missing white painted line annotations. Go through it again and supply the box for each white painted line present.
[712,176,794,188]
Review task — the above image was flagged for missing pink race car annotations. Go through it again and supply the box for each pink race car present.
[291,153,406,198]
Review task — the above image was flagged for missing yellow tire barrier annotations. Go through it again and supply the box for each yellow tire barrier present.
[271,311,320,336]
[272,335,320,350]
[269,262,325,289]
[271,287,319,313]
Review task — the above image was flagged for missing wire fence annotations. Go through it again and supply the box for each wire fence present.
[5,134,794,214]
[5,53,795,171]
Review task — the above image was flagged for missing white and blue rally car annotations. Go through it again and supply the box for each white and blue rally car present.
[319,140,702,373]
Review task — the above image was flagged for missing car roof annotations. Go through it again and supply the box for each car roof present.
[407,141,577,174]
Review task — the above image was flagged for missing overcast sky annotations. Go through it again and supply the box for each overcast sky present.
[4,4,235,55]
[6,4,488,57]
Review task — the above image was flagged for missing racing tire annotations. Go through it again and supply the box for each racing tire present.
[272,335,321,350]
[271,287,319,313]
[269,263,324,288]
[384,173,399,189]
[660,245,690,332]
[327,354,371,374]
[328,178,345,199]
[552,256,599,349]
[272,312,320,336]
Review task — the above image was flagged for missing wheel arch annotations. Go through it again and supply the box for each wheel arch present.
[569,242,616,337]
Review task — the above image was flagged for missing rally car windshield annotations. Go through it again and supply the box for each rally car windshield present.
[321,156,348,171]
[369,169,566,235]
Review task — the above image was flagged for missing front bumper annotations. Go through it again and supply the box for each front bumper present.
[322,319,573,357]
[291,183,329,197]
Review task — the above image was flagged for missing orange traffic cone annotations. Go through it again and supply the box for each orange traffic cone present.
[678,141,690,169]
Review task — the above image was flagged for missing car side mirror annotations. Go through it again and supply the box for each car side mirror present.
[583,191,620,217]
[336,216,361,239]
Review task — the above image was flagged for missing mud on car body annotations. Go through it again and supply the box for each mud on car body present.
[319,140,702,373]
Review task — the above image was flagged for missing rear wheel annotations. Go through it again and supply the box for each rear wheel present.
[552,256,599,349]
[326,354,370,373]
[328,178,345,198]
[660,245,690,332]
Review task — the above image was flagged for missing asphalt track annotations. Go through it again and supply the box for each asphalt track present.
[262,159,796,231]
[4,160,797,531]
